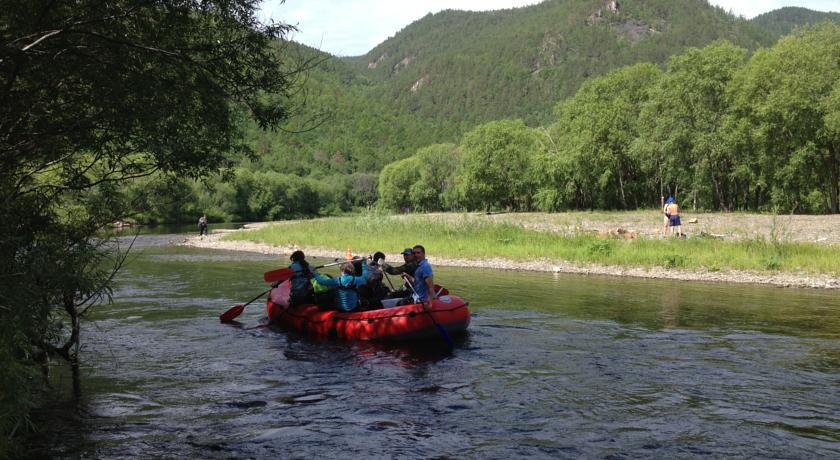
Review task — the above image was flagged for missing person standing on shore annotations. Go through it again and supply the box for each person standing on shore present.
[198,213,208,237]
[664,197,683,237]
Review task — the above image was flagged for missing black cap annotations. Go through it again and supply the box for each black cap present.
[401,248,412,255]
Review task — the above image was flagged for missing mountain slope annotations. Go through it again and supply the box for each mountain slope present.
[244,43,443,175]
[751,6,840,37]
[346,0,774,127]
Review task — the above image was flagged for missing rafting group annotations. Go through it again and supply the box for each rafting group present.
[286,245,434,312]
[260,245,471,343]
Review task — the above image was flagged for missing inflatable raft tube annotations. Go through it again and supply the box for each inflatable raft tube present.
[266,281,470,341]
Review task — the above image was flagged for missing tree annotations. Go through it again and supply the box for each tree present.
[409,143,460,211]
[727,23,840,213]
[377,156,423,211]
[0,0,298,448]
[553,63,662,209]
[457,120,541,211]
[633,42,747,210]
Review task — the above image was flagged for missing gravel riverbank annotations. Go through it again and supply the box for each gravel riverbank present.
[180,222,840,290]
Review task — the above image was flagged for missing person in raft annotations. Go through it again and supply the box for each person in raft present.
[382,248,418,276]
[383,248,418,298]
[358,251,389,307]
[312,260,369,312]
[198,213,208,237]
[288,250,315,307]
[401,245,436,307]
[664,196,684,237]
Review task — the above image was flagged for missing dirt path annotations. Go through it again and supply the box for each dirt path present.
[180,219,840,290]
[434,211,840,244]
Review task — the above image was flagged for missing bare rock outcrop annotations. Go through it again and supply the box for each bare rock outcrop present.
[367,52,388,69]
[410,75,429,92]
[393,55,415,73]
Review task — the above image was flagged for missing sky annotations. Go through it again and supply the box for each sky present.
[259,0,839,56]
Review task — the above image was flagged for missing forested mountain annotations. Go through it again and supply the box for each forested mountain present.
[751,6,840,36]
[127,42,445,223]
[245,42,440,175]
[134,1,838,222]
[346,0,775,126]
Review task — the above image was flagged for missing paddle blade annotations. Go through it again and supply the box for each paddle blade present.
[435,323,455,350]
[220,304,245,322]
[264,268,294,283]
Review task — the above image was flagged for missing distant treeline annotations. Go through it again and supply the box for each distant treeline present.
[380,24,839,214]
[136,23,838,224]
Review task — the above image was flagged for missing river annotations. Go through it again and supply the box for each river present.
[28,233,840,457]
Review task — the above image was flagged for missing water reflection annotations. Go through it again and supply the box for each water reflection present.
[270,324,466,369]
[661,288,681,329]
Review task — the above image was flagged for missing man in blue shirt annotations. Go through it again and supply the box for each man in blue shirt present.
[403,245,435,306]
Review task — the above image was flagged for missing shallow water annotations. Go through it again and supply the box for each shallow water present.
[29,237,840,458]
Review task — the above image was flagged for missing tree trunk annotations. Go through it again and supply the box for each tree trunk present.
[618,173,627,209]
[63,292,82,397]
[828,146,839,213]
[713,177,725,211]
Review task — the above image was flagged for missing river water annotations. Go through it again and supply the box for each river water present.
[29,234,840,457]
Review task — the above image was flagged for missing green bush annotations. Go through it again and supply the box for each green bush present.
[661,254,687,268]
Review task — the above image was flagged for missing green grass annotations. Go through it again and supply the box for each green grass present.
[224,214,840,275]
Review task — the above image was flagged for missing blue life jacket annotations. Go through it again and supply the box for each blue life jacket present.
[313,263,368,311]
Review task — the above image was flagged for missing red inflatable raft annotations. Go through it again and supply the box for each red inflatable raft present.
[266,281,470,341]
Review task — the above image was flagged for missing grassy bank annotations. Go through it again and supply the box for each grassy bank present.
[224,214,840,275]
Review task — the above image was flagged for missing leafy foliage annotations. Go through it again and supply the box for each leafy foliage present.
[349,0,773,126]
[727,22,840,213]
[0,0,295,450]
[377,23,839,215]
[133,2,837,223]
[633,41,748,210]
[457,120,543,211]
[551,63,662,209]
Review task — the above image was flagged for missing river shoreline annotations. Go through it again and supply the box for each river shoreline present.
[179,224,840,290]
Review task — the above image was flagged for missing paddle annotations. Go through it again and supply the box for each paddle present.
[402,274,454,349]
[220,288,272,322]
[263,259,352,283]
[382,271,397,291]
[263,267,294,283]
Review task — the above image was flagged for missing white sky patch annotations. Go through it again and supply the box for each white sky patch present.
[260,0,839,56]
[708,0,838,18]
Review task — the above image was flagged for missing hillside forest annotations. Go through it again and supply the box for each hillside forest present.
[122,1,840,222]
